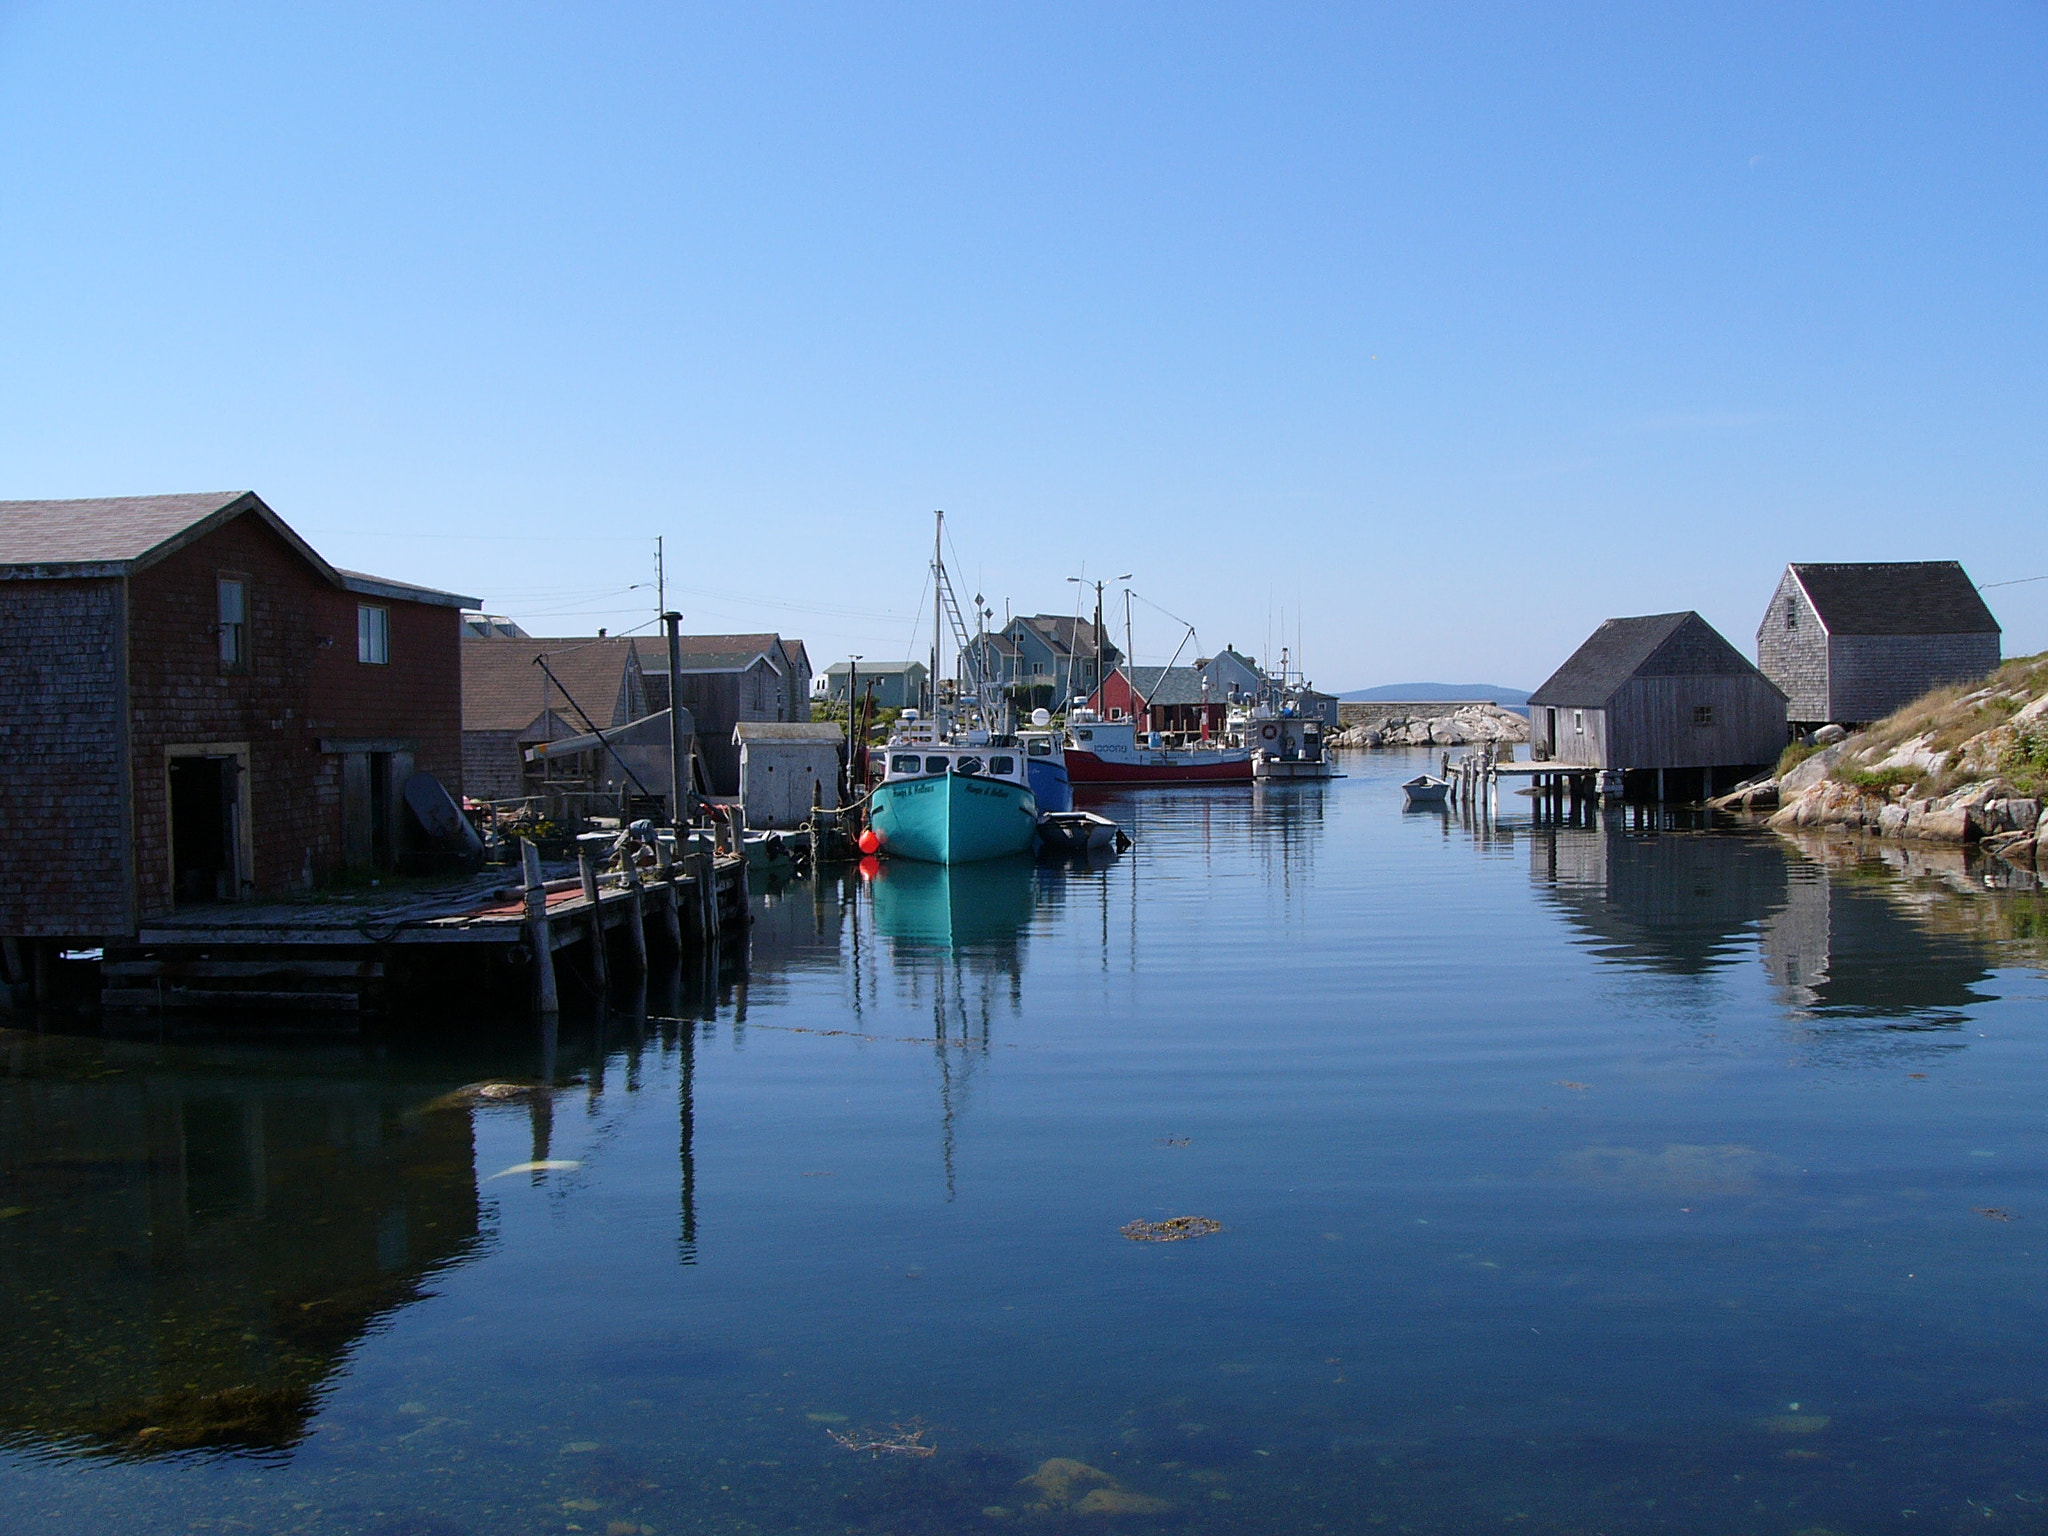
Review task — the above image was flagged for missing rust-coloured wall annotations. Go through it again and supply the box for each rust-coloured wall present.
[125,512,463,921]
[0,578,132,937]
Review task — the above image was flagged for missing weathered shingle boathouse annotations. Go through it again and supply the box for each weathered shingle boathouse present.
[461,635,649,804]
[1755,561,2000,732]
[635,633,811,795]
[0,494,746,1017]
[0,492,475,945]
[1528,611,1787,800]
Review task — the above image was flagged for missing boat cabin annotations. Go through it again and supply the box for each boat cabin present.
[881,744,1031,791]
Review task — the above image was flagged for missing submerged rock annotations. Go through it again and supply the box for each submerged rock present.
[1019,1458,1175,1516]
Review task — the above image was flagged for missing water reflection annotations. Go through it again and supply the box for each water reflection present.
[1527,819,1789,976]
[1522,813,2035,1038]
[0,1033,484,1460]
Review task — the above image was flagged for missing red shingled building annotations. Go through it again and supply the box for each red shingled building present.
[0,492,476,952]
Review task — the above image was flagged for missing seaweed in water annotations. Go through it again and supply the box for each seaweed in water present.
[83,1383,314,1454]
[829,1418,939,1457]
[1121,1216,1223,1242]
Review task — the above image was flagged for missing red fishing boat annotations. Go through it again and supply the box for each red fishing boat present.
[1061,712,1252,785]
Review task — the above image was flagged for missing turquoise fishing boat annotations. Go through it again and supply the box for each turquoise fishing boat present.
[869,738,1039,863]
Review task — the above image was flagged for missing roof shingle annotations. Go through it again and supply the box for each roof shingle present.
[1531,612,1776,706]
[1788,562,1998,637]
[463,636,640,736]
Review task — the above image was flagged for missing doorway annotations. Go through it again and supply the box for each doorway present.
[169,754,244,904]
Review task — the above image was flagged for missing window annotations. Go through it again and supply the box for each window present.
[217,579,247,668]
[1572,710,1584,733]
[357,604,389,665]
[988,755,1016,776]
[956,755,985,776]
[890,754,922,775]
[1027,739,1051,756]
[924,756,950,774]
[1033,662,1046,675]
[1785,600,1798,631]
[1693,705,1714,726]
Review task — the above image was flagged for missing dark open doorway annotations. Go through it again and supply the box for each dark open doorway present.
[170,755,240,904]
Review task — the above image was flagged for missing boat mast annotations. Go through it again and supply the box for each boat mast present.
[931,510,943,715]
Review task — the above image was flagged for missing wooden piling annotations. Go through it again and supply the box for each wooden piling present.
[522,839,559,1017]
[579,846,609,991]
[655,836,683,952]
[621,847,649,975]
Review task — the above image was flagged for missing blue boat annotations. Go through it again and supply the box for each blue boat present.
[1019,727,1072,813]
[870,740,1039,863]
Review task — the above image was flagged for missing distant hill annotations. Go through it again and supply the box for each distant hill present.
[1338,682,1532,706]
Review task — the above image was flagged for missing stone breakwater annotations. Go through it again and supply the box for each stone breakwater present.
[1331,702,1529,749]
[1711,656,2048,872]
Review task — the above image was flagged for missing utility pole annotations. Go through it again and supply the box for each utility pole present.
[663,611,689,827]
[655,535,665,623]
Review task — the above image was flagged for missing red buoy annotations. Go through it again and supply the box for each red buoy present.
[858,828,881,854]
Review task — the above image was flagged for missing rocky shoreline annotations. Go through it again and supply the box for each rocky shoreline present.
[1330,701,1529,750]
[1709,653,2048,873]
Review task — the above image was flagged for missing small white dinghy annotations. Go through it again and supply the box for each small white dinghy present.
[1400,774,1451,806]
[1036,810,1129,856]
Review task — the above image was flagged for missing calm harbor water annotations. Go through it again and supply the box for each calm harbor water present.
[5,748,2048,1536]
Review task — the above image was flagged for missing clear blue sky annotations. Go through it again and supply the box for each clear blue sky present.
[2,3,2042,688]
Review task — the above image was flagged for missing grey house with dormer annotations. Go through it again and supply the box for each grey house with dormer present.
[961,614,1121,711]
[1756,562,2000,731]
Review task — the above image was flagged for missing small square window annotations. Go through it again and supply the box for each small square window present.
[1572,710,1584,733]
[357,604,390,665]
[1693,705,1714,726]
[217,579,247,668]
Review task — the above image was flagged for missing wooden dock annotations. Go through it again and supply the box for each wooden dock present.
[100,838,751,1019]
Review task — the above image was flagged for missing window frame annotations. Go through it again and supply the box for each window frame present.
[357,603,391,666]
[217,576,249,672]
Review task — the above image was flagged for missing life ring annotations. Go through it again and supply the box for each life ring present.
[1259,723,1279,742]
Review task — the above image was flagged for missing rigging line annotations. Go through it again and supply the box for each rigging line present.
[1128,588,1198,633]
[903,565,932,669]
[1979,574,2048,589]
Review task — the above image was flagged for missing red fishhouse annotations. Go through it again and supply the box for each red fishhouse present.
[1086,665,1231,737]
[0,492,477,959]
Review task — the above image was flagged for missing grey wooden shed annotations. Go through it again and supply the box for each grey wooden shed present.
[734,721,843,831]
[1529,612,1786,798]
[1755,562,2000,730]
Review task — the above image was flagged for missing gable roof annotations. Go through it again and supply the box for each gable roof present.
[462,636,641,736]
[823,659,927,677]
[0,491,477,605]
[1014,614,1117,658]
[1530,612,1781,707]
[1118,665,1221,708]
[1786,561,1999,637]
[633,632,787,675]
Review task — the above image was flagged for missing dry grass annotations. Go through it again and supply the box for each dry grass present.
[1828,651,2048,799]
